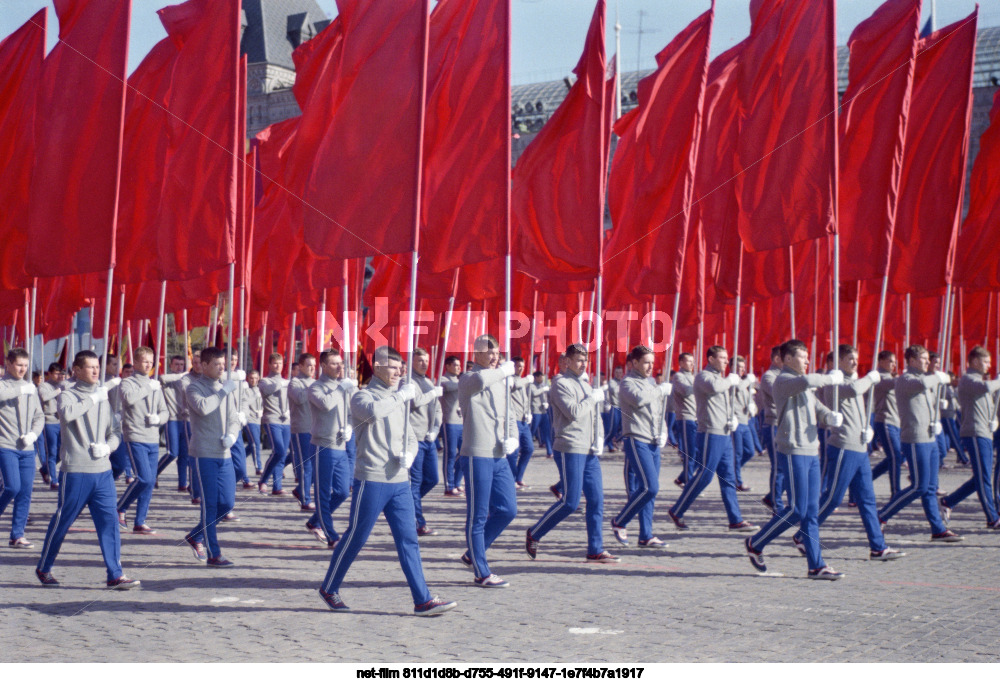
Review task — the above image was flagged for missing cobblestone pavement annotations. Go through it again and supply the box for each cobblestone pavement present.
[2,445,999,663]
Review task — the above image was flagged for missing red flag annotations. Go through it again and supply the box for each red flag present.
[0,9,46,290]
[890,11,977,295]
[301,0,429,261]
[512,0,608,284]
[955,90,1000,290]
[26,0,130,277]
[735,0,837,252]
[420,0,508,273]
[839,0,921,283]
[155,0,241,281]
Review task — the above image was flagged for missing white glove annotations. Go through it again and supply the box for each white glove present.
[932,421,943,436]
[541,402,549,411]
[658,382,673,396]
[91,386,110,404]
[825,412,844,428]
[865,370,881,385]
[540,386,550,393]
[340,378,358,391]
[146,414,161,426]
[237,412,247,426]
[222,433,237,448]
[424,428,439,442]
[231,370,246,382]
[396,450,416,469]
[499,361,516,377]
[728,417,739,432]
[935,371,950,383]
[991,419,999,433]
[89,442,111,459]
[20,432,38,448]
[148,379,162,392]
[745,373,757,384]
[749,402,759,417]
[827,369,845,385]
[657,432,668,448]
[864,427,875,444]
[432,386,444,398]
[341,424,354,442]
[524,413,533,425]
[105,377,122,389]
[727,373,741,387]
[939,399,949,410]
[20,383,37,396]
[579,373,589,383]
[590,443,604,456]
[221,380,238,395]
[503,437,519,454]
[398,383,417,402]
[280,379,291,388]
[589,388,606,404]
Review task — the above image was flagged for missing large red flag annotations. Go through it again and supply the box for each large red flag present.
[420,0,508,273]
[26,0,130,277]
[735,0,837,252]
[839,0,920,283]
[890,11,977,295]
[155,0,241,281]
[512,0,608,284]
[301,0,429,261]
[0,9,46,290]
[955,89,1000,291]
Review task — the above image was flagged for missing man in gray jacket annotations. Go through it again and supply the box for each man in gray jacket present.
[668,346,756,532]
[745,339,846,579]
[318,345,455,616]
[184,347,242,566]
[438,355,465,496]
[871,351,904,496]
[458,334,519,588]
[37,363,66,488]
[526,344,618,563]
[257,353,291,495]
[289,353,317,510]
[115,346,168,535]
[877,345,961,542]
[758,346,788,514]
[507,357,535,488]
[35,351,138,589]
[407,348,444,535]
[941,346,1000,528]
[1,348,44,548]
[529,371,553,458]
[671,353,698,487]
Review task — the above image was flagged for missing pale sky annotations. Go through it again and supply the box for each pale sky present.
[2,0,996,84]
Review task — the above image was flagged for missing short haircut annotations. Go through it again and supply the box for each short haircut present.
[473,334,499,352]
[106,353,118,361]
[268,352,283,363]
[678,352,693,363]
[627,344,654,363]
[298,352,315,365]
[134,346,154,361]
[46,363,63,373]
[6,348,29,363]
[929,352,940,361]
[73,350,99,369]
[373,345,402,365]
[904,345,927,362]
[200,347,225,364]
[122,363,133,370]
[707,345,726,360]
[770,345,782,359]
[565,344,588,359]
[732,355,746,366]
[780,339,807,360]
[170,354,185,365]
[877,350,895,362]
[532,370,544,378]
[511,356,524,364]
[319,349,342,364]
[413,347,429,359]
[838,344,857,360]
[825,351,835,364]
[445,355,461,366]
[248,369,260,377]
[968,345,990,364]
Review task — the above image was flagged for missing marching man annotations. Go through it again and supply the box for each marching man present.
[1,349,44,548]
[406,348,443,535]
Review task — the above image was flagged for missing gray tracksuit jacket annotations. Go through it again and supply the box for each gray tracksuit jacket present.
[57,382,121,474]
[120,374,168,443]
[288,376,315,434]
[550,370,603,454]
[407,373,442,440]
[941,385,959,420]
[671,370,697,422]
[350,376,417,484]
[159,372,189,421]
[826,373,879,451]
[438,373,462,425]
[734,381,754,426]
[458,363,517,459]
[243,384,263,425]
[308,374,354,449]
[760,363,783,426]
[259,375,290,425]
[606,378,620,409]
[694,367,740,435]
[619,370,666,444]
[957,370,1000,439]
[38,380,65,425]
[896,370,947,444]
[529,381,550,414]
[0,378,44,451]
[773,368,837,456]
[873,371,899,427]
[186,375,241,458]
[509,376,533,422]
